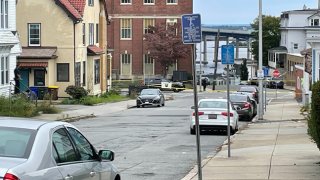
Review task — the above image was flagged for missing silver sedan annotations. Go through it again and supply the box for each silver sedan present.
[0,119,120,180]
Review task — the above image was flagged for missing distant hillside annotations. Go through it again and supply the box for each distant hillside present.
[202,24,252,31]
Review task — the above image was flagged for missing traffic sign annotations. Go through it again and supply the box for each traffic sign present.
[181,14,201,44]
[221,45,234,64]
[257,69,264,79]
[273,69,280,77]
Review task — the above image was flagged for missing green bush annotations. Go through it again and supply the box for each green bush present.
[37,101,60,114]
[65,85,88,99]
[0,95,38,117]
[308,81,320,150]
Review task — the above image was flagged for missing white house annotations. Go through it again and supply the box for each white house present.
[0,0,21,96]
[277,3,320,105]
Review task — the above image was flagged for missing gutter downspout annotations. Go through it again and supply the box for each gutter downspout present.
[74,22,76,86]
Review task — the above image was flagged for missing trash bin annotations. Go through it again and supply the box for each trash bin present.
[48,86,59,100]
[37,86,48,100]
[29,86,39,99]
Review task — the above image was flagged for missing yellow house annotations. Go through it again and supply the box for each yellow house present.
[16,0,108,97]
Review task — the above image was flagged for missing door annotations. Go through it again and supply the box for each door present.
[34,69,45,86]
[20,69,29,92]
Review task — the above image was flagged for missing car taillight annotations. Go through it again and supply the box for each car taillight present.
[4,173,19,180]
[221,112,233,117]
[192,112,204,116]
[243,102,251,109]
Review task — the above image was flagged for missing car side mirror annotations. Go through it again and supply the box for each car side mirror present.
[191,106,195,109]
[99,150,114,161]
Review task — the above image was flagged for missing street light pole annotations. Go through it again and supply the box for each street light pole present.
[258,0,264,120]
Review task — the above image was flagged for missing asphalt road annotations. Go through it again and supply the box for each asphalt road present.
[71,88,292,180]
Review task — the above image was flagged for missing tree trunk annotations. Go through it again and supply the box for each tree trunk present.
[212,29,220,90]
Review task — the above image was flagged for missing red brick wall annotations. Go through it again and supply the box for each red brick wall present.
[106,0,193,79]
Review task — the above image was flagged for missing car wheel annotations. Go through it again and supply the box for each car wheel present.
[157,104,161,107]
[162,102,165,106]
[190,128,195,135]
[137,104,140,108]
[142,105,145,108]
[231,128,236,135]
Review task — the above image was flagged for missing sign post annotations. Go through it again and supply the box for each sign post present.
[221,44,234,158]
[182,14,202,180]
[273,69,280,99]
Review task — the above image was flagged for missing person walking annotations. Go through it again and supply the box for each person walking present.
[201,78,207,91]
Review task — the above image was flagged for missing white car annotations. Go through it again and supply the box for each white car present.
[190,99,239,135]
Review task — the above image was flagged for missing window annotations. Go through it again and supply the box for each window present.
[311,19,319,26]
[82,23,86,45]
[28,24,41,46]
[34,70,45,86]
[0,0,8,29]
[94,59,100,84]
[294,43,298,49]
[144,54,154,75]
[121,0,131,4]
[143,19,155,34]
[82,61,86,86]
[167,0,177,4]
[0,56,8,85]
[52,128,78,163]
[75,62,81,87]
[89,23,94,45]
[144,0,155,4]
[96,24,99,43]
[67,128,96,161]
[166,18,177,35]
[121,54,131,75]
[121,19,132,39]
[57,63,69,82]
[88,0,94,6]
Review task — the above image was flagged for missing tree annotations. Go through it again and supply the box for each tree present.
[144,23,190,77]
[240,59,249,81]
[251,15,281,66]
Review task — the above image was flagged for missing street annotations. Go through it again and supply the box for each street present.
[71,87,294,180]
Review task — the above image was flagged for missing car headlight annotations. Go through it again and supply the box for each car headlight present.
[153,96,160,100]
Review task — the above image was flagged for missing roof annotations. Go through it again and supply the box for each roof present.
[18,62,48,68]
[0,31,19,45]
[87,45,105,55]
[55,0,108,22]
[18,47,57,59]
[268,46,288,53]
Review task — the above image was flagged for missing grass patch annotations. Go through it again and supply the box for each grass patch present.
[0,95,39,117]
[37,101,61,114]
[81,95,129,106]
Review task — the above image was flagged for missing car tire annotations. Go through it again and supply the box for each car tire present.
[231,128,236,135]
[162,102,165,106]
[142,105,145,108]
[137,104,140,108]
[157,104,161,107]
[190,128,195,135]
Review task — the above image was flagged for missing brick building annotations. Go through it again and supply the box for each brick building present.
[106,0,193,80]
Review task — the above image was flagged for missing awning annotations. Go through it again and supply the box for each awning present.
[87,45,105,56]
[18,62,48,68]
[19,47,58,59]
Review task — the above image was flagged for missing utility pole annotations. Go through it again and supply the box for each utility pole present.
[258,0,263,120]
[212,29,220,90]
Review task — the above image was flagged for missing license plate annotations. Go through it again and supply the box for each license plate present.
[208,114,217,119]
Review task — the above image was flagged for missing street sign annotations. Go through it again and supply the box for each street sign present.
[181,14,201,44]
[273,69,280,77]
[257,69,264,79]
[221,45,234,64]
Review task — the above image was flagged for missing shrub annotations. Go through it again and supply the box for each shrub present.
[0,95,38,117]
[37,101,60,114]
[308,81,320,150]
[65,85,88,99]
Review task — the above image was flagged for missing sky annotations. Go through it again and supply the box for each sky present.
[193,0,318,25]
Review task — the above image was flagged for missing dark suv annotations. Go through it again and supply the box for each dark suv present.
[238,86,259,103]
[268,77,284,89]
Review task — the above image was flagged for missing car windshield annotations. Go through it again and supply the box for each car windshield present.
[239,86,256,92]
[141,89,158,95]
[199,101,227,109]
[0,127,36,158]
[230,95,247,102]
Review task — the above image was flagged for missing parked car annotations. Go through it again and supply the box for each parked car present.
[145,78,185,92]
[232,92,257,116]
[238,86,259,103]
[229,94,254,121]
[190,99,239,135]
[268,77,284,89]
[136,88,165,108]
[0,119,120,180]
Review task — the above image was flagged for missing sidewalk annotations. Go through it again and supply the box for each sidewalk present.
[182,98,320,180]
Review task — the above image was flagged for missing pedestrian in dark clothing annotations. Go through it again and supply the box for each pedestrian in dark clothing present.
[14,65,21,94]
[201,78,207,91]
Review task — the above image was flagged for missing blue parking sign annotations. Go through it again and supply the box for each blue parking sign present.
[181,14,201,44]
[221,45,234,65]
